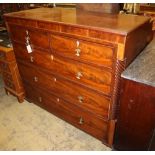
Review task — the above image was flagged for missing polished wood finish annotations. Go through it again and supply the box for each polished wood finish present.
[114,79,155,150]
[4,8,151,34]
[0,46,24,102]
[110,59,126,119]
[24,81,110,142]
[50,34,115,68]
[9,24,50,49]
[140,4,155,12]
[139,5,155,36]
[17,61,111,119]
[4,7,153,147]
[124,21,153,66]
[143,12,155,37]
[13,43,112,95]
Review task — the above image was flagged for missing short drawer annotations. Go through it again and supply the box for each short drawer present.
[51,34,115,68]
[18,63,111,119]
[24,82,109,141]
[13,43,112,95]
[10,24,50,49]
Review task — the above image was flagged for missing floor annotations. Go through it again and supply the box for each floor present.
[0,75,111,151]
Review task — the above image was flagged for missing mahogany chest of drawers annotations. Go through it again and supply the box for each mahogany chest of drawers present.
[4,7,153,147]
[0,45,24,102]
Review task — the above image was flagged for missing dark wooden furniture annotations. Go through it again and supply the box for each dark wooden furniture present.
[114,38,155,150]
[140,4,155,12]
[0,4,30,27]
[4,7,153,147]
[138,4,155,36]
[0,45,25,102]
[143,12,155,37]
[76,4,120,14]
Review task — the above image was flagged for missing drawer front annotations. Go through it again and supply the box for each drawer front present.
[10,25,50,49]
[24,82,109,141]
[51,34,115,68]
[50,55,111,95]
[13,43,112,95]
[18,63,111,119]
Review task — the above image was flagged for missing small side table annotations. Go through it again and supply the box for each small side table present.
[0,45,25,103]
[114,38,155,150]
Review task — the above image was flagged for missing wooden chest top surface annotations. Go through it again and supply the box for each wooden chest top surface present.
[4,7,151,35]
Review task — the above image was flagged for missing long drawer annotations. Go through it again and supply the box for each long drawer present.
[24,81,109,142]
[51,34,115,68]
[9,24,50,49]
[13,42,112,95]
[18,62,111,119]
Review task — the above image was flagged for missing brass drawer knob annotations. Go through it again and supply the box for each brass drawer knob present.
[30,56,34,62]
[38,97,42,102]
[51,55,54,61]
[25,36,30,41]
[56,98,60,102]
[75,40,81,56]
[79,117,84,125]
[25,36,30,46]
[25,40,29,45]
[76,40,80,47]
[25,30,33,53]
[26,30,29,35]
[78,96,84,103]
[76,72,83,79]
[75,48,81,57]
[33,76,38,82]
[53,77,57,82]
